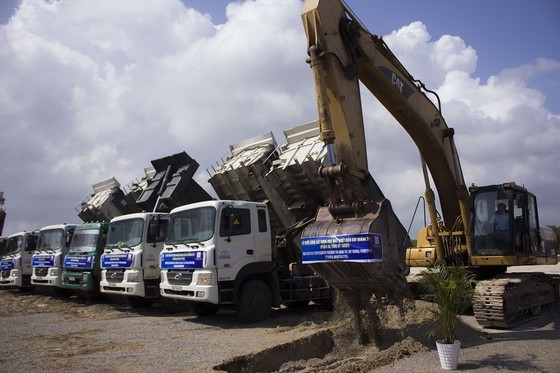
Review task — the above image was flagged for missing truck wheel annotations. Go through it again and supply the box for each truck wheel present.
[236,280,272,323]
[189,302,219,317]
[160,297,190,313]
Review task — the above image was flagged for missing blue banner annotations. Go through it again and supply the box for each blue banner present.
[161,251,204,269]
[101,253,134,269]
[32,254,55,267]
[0,258,15,270]
[301,233,383,263]
[64,255,94,269]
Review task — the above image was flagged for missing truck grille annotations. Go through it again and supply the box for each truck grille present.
[1,270,10,278]
[106,269,125,283]
[35,267,48,277]
[167,270,193,286]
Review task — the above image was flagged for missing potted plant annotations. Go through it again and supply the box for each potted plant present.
[417,263,476,370]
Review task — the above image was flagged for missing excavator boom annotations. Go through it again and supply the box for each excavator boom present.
[300,0,471,294]
[302,0,471,236]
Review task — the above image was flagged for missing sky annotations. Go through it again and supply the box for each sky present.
[0,0,559,240]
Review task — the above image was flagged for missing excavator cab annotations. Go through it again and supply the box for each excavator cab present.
[470,182,543,260]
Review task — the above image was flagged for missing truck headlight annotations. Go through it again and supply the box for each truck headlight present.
[82,273,89,283]
[11,269,20,277]
[197,273,212,285]
[49,268,59,277]
[127,271,140,283]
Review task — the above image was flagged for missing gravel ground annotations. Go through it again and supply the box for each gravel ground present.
[0,292,333,372]
[0,262,558,372]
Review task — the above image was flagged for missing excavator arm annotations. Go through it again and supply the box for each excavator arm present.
[300,0,472,292]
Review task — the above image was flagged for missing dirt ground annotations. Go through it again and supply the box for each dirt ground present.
[0,263,558,372]
[0,289,435,372]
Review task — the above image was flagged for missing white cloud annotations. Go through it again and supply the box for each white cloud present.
[0,0,558,238]
[384,21,478,88]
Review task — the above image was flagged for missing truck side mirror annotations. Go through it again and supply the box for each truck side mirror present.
[147,223,160,244]
[66,231,74,248]
[221,207,234,242]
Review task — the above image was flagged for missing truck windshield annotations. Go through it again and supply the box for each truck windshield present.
[37,229,64,251]
[167,207,216,244]
[70,229,99,253]
[5,235,23,255]
[106,218,143,249]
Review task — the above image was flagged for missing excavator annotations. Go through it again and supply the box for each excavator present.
[300,0,558,328]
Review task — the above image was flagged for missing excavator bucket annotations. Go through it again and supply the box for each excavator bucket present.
[301,199,411,297]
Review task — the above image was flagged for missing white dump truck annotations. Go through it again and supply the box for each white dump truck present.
[160,122,340,323]
[0,230,39,289]
[160,200,332,323]
[31,223,77,294]
[98,152,212,311]
[100,212,168,305]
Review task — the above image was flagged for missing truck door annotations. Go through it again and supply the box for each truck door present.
[216,206,255,281]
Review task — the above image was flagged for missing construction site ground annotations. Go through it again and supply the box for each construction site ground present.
[0,263,558,373]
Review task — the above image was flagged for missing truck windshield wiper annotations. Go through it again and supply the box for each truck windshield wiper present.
[186,241,205,248]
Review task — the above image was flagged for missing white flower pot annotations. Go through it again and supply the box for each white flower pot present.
[436,339,461,370]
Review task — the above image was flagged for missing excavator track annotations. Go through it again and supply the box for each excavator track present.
[473,272,559,328]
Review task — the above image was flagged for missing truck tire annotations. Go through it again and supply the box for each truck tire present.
[189,302,219,317]
[236,280,272,323]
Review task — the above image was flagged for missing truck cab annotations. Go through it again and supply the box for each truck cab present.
[100,212,168,304]
[62,222,109,295]
[31,224,77,291]
[0,231,39,289]
[160,200,331,323]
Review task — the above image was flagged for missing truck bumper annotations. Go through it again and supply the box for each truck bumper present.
[100,280,145,297]
[0,271,25,288]
[160,280,218,304]
[63,271,96,292]
[31,270,63,287]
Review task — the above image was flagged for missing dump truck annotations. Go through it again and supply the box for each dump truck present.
[160,122,346,322]
[62,222,109,297]
[31,223,77,294]
[0,230,39,289]
[99,152,213,311]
